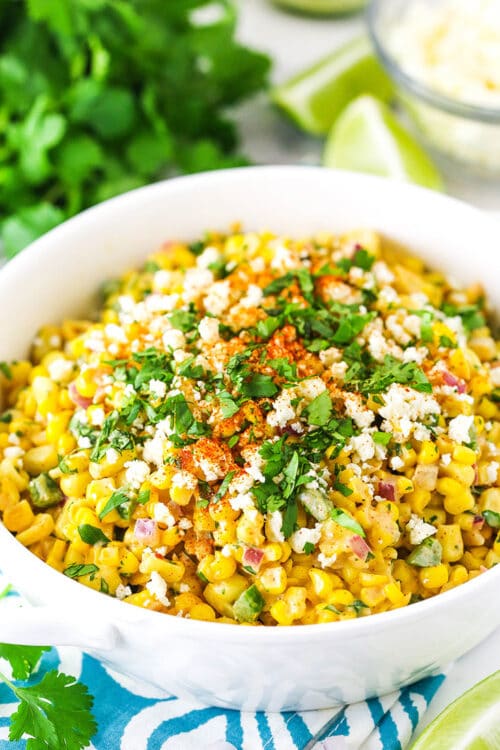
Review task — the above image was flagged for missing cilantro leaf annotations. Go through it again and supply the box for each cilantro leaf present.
[77,524,110,545]
[0,645,49,681]
[214,471,236,502]
[97,490,130,520]
[8,670,97,750]
[345,355,432,395]
[306,390,333,427]
[63,563,99,580]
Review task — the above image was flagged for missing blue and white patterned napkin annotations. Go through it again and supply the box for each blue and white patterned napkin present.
[0,579,445,750]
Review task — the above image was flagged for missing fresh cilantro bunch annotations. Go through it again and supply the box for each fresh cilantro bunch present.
[0,643,96,749]
[0,0,270,257]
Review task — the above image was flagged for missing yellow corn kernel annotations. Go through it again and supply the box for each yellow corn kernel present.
[262,543,282,563]
[197,552,236,583]
[31,376,59,416]
[418,442,439,465]
[443,461,475,487]
[16,513,55,547]
[161,526,183,550]
[257,565,287,595]
[74,370,97,399]
[308,568,334,599]
[419,564,449,590]
[0,476,20,510]
[168,470,196,505]
[60,471,92,499]
[0,458,29,491]
[360,586,385,608]
[478,398,498,420]
[479,488,500,513]
[189,603,216,621]
[236,509,265,547]
[3,500,35,532]
[46,412,72,445]
[452,445,477,466]
[89,449,133,480]
[208,501,239,523]
[384,581,409,607]
[449,349,471,380]
[123,590,153,608]
[46,539,68,571]
[270,586,307,626]
[139,554,185,583]
[204,575,248,617]
[436,524,464,563]
[119,550,140,575]
[64,544,86,566]
[396,477,414,496]
[359,572,388,587]
[328,589,354,606]
[174,592,201,612]
[443,490,475,515]
[408,488,432,515]
[22,445,58,476]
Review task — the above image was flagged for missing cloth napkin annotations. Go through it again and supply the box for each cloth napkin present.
[0,577,445,750]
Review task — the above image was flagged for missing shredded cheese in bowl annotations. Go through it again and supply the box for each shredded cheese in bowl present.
[0,229,499,625]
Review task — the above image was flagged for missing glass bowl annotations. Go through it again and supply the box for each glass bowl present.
[368,0,500,175]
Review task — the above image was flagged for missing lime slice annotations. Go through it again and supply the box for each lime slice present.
[323,95,444,191]
[271,36,393,135]
[272,0,366,15]
[409,670,500,750]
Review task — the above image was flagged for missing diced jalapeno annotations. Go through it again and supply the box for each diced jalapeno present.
[407,537,442,567]
[233,584,265,622]
[28,473,63,509]
[483,510,500,529]
[298,488,333,521]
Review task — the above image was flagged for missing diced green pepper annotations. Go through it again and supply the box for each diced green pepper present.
[233,584,265,622]
[28,473,63,509]
[407,537,442,567]
[483,510,500,529]
[298,488,333,521]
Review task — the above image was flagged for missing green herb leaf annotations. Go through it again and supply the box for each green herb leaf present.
[306,390,333,427]
[214,471,236,502]
[63,563,99,580]
[77,525,110,545]
[303,541,315,555]
[0,363,13,380]
[483,510,500,529]
[97,490,130,520]
[373,431,392,446]
[0,644,49,680]
[330,507,365,537]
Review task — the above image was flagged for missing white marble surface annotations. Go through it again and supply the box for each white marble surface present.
[237,0,500,741]
[236,0,500,212]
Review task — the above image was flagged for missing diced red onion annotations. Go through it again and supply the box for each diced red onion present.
[413,464,439,491]
[242,547,264,573]
[473,515,484,529]
[378,479,396,502]
[134,519,159,544]
[68,382,92,409]
[349,535,371,561]
[442,370,466,394]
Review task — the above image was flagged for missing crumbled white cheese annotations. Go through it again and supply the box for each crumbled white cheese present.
[146,571,171,607]
[142,435,165,468]
[379,384,440,441]
[153,270,174,292]
[290,525,322,554]
[330,362,348,382]
[105,323,128,343]
[163,329,186,350]
[407,514,437,545]
[319,347,343,366]
[441,453,452,466]
[297,377,327,402]
[171,470,198,490]
[241,447,266,483]
[390,456,404,471]
[3,446,24,460]
[47,358,74,382]
[145,294,178,313]
[486,461,499,484]
[317,552,337,569]
[153,502,176,527]
[125,460,151,489]
[198,316,220,343]
[349,433,376,462]
[402,346,428,365]
[178,517,193,530]
[77,436,92,449]
[196,246,221,269]
[266,390,296,429]
[149,379,167,399]
[490,367,500,387]
[239,284,263,309]
[373,261,395,285]
[448,414,474,444]
[268,511,285,542]
[106,448,120,465]
[203,280,231,316]
[386,315,412,346]
[115,584,132,600]
[270,242,295,271]
[89,407,105,427]
[183,268,214,300]
[344,394,375,429]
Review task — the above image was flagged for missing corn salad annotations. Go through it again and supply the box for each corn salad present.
[0,229,499,626]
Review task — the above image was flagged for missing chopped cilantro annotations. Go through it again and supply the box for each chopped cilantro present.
[214,471,236,502]
[305,390,333,427]
[333,479,353,497]
[351,599,369,616]
[227,435,240,448]
[441,302,486,332]
[303,541,315,555]
[352,247,375,271]
[345,355,432,395]
[256,317,281,339]
[77,525,110,545]
[0,362,13,380]
[63,563,99,580]
[168,309,198,333]
[97,490,130,520]
[373,431,392,446]
[439,335,456,348]
[137,489,151,505]
[267,358,298,382]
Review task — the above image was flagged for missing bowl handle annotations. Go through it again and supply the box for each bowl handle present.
[0,607,118,650]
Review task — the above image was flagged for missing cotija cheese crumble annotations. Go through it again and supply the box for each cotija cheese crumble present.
[0,229,499,625]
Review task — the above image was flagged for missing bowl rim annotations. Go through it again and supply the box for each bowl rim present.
[1,164,500,643]
[367,0,500,124]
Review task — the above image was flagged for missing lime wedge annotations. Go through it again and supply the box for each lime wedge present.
[323,95,444,191]
[271,36,393,135]
[409,670,500,750]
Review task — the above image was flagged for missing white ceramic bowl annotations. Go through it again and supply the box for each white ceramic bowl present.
[0,167,499,712]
